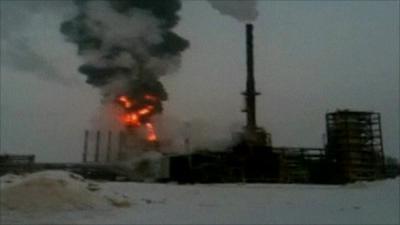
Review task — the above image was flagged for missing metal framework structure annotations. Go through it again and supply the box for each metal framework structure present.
[326,110,385,182]
[273,147,325,183]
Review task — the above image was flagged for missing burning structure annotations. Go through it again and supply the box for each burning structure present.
[116,94,159,143]
[77,23,387,184]
[0,3,390,183]
[60,10,386,183]
[60,0,189,150]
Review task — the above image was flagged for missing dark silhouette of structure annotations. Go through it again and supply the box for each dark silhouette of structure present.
[1,24,389,184]
[166,24,386,184]
[326,110,385,182]
[241,24,271,147]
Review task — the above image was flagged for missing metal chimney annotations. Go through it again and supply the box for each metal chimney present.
[242,23,260,130]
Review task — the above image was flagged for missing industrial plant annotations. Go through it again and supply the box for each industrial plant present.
[164,24,388,184]
[0,24,395,184]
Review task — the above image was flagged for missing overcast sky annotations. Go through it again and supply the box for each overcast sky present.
[1,1,399,162]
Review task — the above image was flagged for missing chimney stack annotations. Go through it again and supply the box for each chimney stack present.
[243,23,260,131]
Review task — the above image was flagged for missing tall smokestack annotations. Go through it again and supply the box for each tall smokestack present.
[242,23,259,130]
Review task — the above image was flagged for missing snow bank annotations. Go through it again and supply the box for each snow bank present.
[1,171,398,224]
[0,171,110,213]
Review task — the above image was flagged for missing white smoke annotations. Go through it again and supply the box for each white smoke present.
[1,0,80,86]
[208,0,258,22]
[85,1,163,52]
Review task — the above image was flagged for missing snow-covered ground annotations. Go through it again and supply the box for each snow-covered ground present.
[1,170,399,224]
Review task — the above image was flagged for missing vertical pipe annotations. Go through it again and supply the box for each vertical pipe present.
[246,23,256,129]
[118,131,124,160]
[83,130,89,163]
[325,113,332,158]
[95,130,100,162]
[184,138,190,152]
[184,122,191,152]
[184,122,192,168]
[106,131,112,162]
[377,113,385,176]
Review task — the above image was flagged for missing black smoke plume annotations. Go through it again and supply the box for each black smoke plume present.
[60,0,189,114]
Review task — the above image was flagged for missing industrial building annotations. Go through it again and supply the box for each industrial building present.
[326,110,385,182]
[163,24,387,184]
[0,24,390,184]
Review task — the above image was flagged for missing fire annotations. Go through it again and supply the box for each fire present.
[146,123,157,142]
[116,94,159,142]
[123,113,140,127]
[138,105,154,116]
[144,95,158,102]
[118,96,133,108]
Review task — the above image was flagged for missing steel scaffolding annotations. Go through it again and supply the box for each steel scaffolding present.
[326,110,385,182]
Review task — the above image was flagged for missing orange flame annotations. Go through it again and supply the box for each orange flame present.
[123,113,141,126]
[138,105,154,116]
[145,123,157,142]
[118,96,133,108]
[117,95,159,142]
[144,95,158,102]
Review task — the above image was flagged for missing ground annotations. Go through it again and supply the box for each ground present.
[1,171,399,224]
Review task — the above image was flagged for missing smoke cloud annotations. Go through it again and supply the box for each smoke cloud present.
[208,0,258,22]
[60,0,189,114]
[1,0,80,86]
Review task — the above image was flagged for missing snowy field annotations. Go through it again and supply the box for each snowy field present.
[0,170,399,224]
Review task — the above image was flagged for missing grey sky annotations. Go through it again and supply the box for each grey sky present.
[1,1,398,162]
